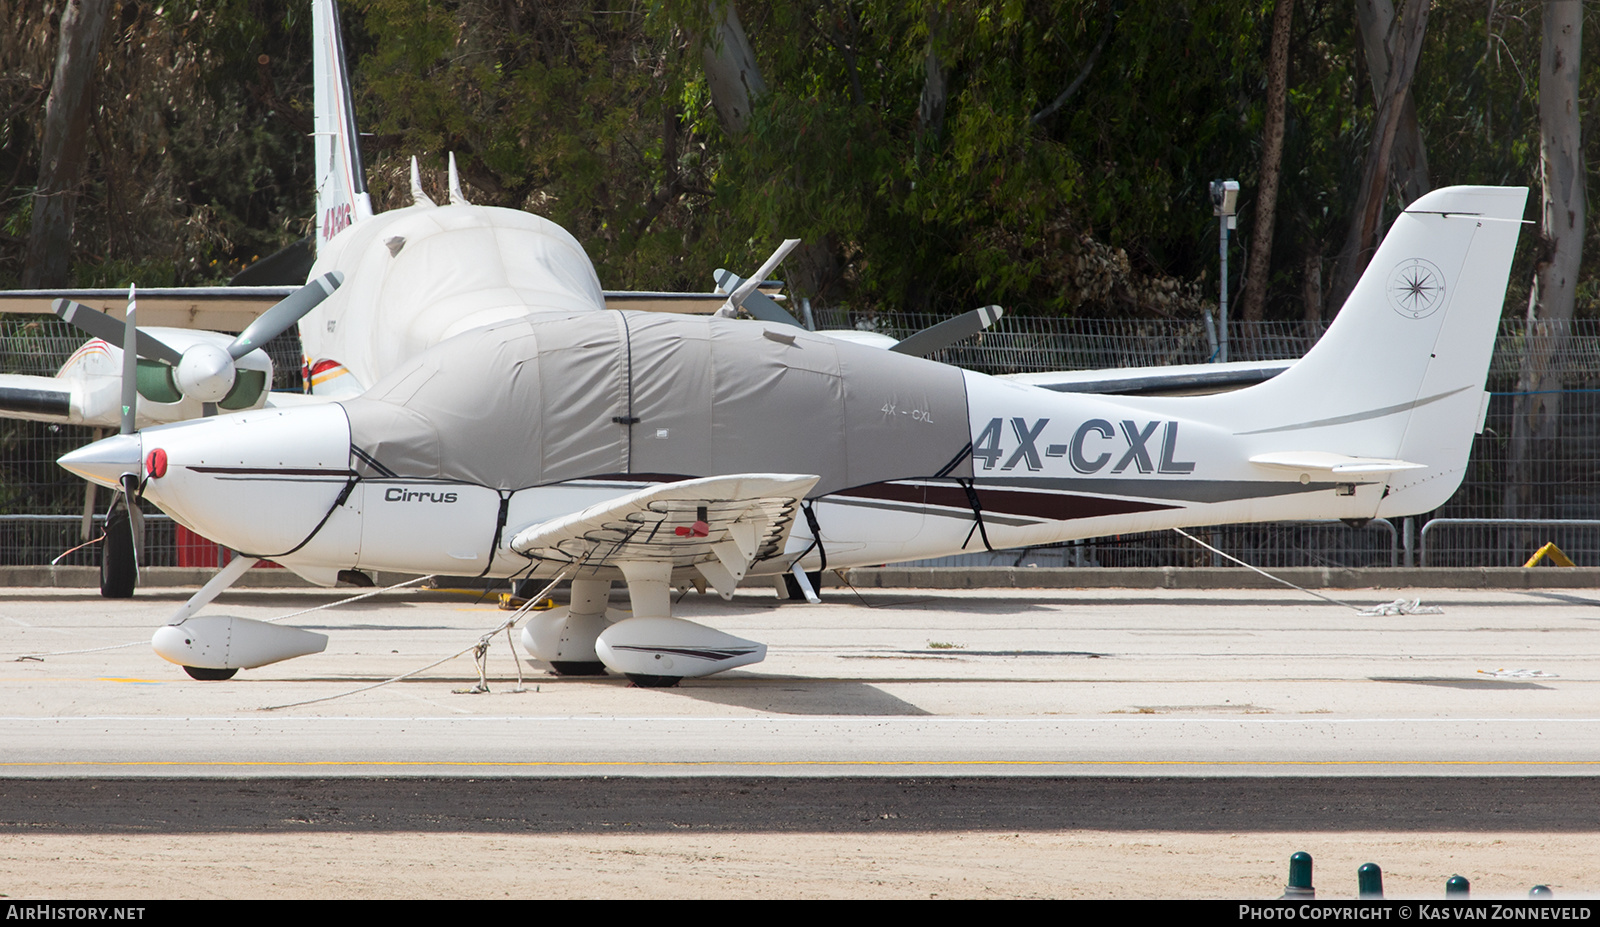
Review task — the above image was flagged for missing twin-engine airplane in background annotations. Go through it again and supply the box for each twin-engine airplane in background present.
[38,1,1532,685]
[0,0,1008,599]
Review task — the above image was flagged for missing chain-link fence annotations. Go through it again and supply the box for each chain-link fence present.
[4,312,1599,570]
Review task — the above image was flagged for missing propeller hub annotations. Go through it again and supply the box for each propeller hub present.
[176,343,236,403]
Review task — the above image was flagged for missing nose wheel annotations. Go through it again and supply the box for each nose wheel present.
[99,495,138,599]
[183,665,239,681]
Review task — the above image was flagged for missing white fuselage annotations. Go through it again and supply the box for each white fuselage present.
[62,185,1526,591]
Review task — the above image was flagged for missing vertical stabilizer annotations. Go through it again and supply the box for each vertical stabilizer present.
[1213,186,1526,516]
[313,0,372,250]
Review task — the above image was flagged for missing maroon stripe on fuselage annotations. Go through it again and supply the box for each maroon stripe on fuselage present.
[187,466,358,478]
[581,473,696,484]
[834,481,1178,521]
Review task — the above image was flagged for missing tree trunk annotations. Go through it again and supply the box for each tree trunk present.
[1236,0,1294,322]
[1354,0,1430,205]
[1504,3,1585,534]
[1302,247,1323,324]
[700,3,766,138]
[697,3,839,303]
[917,38,947,147]
[21,0,112,287]
[1328,0,1429,313]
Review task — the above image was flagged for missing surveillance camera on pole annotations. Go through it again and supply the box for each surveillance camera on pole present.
[1210,179,1239,363]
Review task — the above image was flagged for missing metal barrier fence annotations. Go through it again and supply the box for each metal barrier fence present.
[0,513,179,567]
[5,313,1600,570]
[1418,519,1600,568]
[902,519,1401,569]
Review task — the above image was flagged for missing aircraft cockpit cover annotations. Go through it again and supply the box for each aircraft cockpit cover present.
[341,312,975,495]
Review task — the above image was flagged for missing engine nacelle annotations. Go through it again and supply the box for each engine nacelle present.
[595,616,765,681]
[151,615,328,670]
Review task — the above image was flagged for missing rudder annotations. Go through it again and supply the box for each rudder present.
[313,0,373,250]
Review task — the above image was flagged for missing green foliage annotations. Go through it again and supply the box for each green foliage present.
[1,0,1596,319]
[0,0,310,288]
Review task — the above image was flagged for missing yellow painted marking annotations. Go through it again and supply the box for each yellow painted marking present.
[97,678,167,684]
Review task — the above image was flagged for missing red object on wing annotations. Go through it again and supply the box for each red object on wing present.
[674,520,711,538]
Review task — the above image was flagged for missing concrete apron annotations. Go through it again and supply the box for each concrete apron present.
[5,564,1600,590]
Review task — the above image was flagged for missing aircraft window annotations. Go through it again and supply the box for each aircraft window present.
[135,360,182,404]
[219,369,268,410]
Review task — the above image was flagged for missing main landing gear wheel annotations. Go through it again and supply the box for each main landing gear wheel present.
[625,674,682,688]
[183,666,238,681]
[99,499,137,599]
[549,661,608,676]
[782,571,823,602]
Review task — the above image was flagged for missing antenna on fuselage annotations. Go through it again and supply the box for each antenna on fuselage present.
[409,156,436,207]
[447,152,469,205]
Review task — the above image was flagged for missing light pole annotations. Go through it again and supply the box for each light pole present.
[1210,179,1238,363]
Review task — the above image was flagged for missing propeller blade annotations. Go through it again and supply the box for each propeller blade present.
[52,297,183,365]
[890,304,1005,357]
[719,239,800,315]
[713,269,801,327]
[120,286,138,435]
[228,271,343,359]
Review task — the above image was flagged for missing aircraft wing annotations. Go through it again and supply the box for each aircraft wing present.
[2,287,760,328]
[1002,359,1295,397]
[508,473,820,598]
[0,287,296,330]
[0,374,79,424]
[602,290,774,315]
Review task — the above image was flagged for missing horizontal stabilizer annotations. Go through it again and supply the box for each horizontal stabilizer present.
[1249,451,1427,475]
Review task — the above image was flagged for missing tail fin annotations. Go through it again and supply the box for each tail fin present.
[312,0,373,250]
[1229,186,1527,515]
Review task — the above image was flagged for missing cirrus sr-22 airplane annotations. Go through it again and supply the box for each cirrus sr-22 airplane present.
[43,1,1526,686]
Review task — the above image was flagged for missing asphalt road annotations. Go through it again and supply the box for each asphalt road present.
[4,776,1599,834]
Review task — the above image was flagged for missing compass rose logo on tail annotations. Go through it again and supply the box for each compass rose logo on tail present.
[1387,258,1446,319]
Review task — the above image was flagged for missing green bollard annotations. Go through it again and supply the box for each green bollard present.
[1358,863,1383,899]
[1282,851,1314,899]
[1446,874,1470,897]
[1530,885,1554,898]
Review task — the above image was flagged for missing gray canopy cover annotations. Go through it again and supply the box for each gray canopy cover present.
[341,311,975,495]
